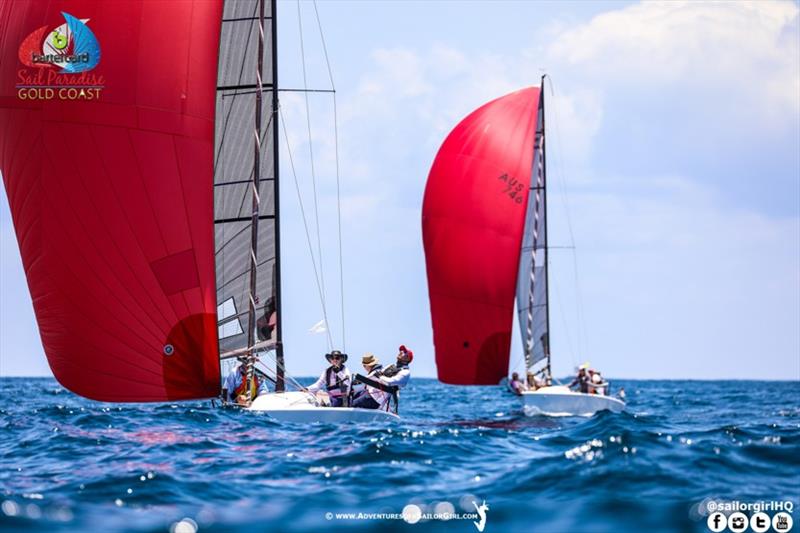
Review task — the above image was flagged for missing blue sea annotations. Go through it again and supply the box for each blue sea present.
[0,378,798,532]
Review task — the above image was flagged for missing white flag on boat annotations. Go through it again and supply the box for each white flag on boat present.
[308,319,327,334]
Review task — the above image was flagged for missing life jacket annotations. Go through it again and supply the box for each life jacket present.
[233,371,260,400]
[324,365,349,396]
[381,362,408,378]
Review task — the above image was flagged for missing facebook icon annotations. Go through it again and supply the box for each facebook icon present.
[707,512,727,532]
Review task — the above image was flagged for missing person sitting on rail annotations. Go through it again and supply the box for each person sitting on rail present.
[569,363,590,393]
[587,370,608,396]
[306,350,352,407]
[379,345,413,391]
[351,353,387,409]
[222,361,269,406]
[509,372,527,395]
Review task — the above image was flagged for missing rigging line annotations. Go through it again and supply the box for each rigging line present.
[297,0,329,342]
[245,0,268,399]
[312,0,336,91]
[256,351,318,403]
[549,253,578,369]
[279,105,334,350]
[546,76,590,360]
[312,0,346,351]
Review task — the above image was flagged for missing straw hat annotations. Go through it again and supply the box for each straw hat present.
[361,353,379,367]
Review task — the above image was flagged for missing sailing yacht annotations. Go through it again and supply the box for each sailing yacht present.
[0,0,397,422]
[421,78,624,416]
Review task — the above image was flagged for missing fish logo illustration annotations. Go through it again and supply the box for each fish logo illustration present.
[472,500,489,532]
[18,12,100,73]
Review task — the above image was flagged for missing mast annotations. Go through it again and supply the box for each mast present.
[271,0,285,392]
[244,0,267,397]
[540,74,552,380]
[523,76,551,381]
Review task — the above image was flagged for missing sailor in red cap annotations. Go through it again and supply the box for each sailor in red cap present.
[378,344,413,390]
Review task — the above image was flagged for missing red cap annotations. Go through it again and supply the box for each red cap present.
[398,345,413,362]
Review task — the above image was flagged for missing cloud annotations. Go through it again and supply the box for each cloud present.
[540,173,800,379]
[318,2,799,378]
[547,1,800,124]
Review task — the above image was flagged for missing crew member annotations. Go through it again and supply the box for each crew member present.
[352,353,386,409]
[307,350,351,407]
[222,361,269,406]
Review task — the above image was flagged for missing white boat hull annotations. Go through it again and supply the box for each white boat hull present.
[520,386,625,416]
[246,391,399,423]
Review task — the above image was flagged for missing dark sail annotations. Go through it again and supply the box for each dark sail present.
[214,0,279,359]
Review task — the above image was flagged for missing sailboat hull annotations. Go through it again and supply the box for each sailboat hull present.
[247,392,400,422]
[520,386,625,416]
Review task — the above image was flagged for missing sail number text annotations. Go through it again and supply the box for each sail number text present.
[497,173,524,203]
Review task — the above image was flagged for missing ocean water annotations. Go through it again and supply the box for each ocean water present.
[0,378,798,533]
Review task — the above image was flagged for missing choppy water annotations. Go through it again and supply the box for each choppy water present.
[0,378,798,532]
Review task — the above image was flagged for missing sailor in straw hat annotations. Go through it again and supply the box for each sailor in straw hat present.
[352,353,386,409]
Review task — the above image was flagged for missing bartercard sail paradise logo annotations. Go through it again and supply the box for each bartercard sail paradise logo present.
[16,11,104,101]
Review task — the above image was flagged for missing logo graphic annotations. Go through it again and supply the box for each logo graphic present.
[728,512,748,533]
[16,11,104,101]
[472,500,489,532]
[19,12,100,73]
[707,512,727,532]
[750,512,771,533]
[773,512,793,532]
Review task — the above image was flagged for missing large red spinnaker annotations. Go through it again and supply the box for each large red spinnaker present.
[0,0,222,401]
[422,88,540,385]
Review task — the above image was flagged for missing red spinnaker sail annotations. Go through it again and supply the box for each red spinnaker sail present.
[0,0,222,401]
[422,88,540,385]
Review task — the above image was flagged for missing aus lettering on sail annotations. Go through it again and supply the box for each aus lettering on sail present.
[497,173,524,203]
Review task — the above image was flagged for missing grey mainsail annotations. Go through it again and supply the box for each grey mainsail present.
[516,93,549,374]
[214,0,281,381]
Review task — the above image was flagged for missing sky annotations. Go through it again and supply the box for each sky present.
[1,0,799,381]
